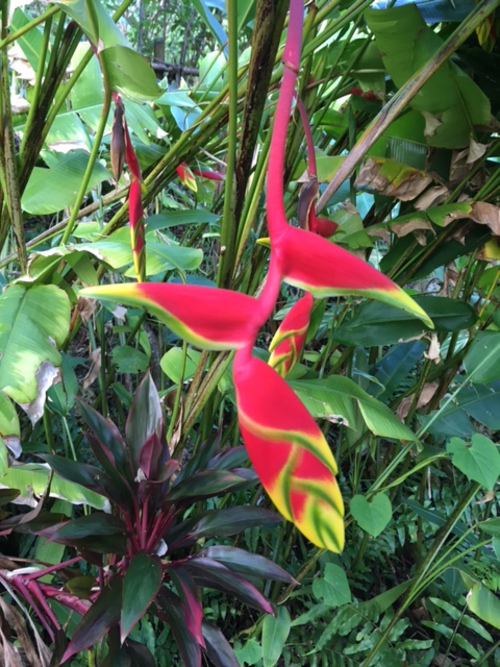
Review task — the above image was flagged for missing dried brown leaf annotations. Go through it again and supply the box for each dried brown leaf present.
[422,111,442,138]
[77,297,96,323]
[414,185,450,210]
[83,348,101,390]
[0,595,49,667]
[476,490,496,505]
[470,201,500,235]
[355,157,433,201]
[367,227,391,243]
[397,382,439,420]
[18,361,61,426]
[424,334,441,363]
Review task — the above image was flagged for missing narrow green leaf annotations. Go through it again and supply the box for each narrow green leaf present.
[121,552,162,642]
[262,607,291,667]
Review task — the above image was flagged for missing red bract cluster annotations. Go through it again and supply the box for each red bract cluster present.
[83,0,431,552]
[111,93,146,281]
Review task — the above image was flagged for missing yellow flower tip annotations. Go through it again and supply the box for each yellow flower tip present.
[256,237,271,248]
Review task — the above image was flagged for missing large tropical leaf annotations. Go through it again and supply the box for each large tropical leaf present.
[45,0,160,101]
[21,151,110,215]
[365,4,491,148]
[290,375,418,442]
[0,285,70,404]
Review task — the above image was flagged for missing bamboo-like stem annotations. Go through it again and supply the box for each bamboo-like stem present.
[217,0,239,289]
[1,4,26,271]
[60,49,112,245]
[317,0,500,211]
[0,5,60,50]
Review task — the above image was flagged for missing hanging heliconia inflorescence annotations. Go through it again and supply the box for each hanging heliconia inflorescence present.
[82,0,432,552]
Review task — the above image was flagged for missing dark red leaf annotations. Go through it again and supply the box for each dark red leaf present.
[184,558,273,614]
[62,577,122,662]
[156,589,202,667]
[201,621,239,667]
[198,546,295,584]
[170,566,204,647]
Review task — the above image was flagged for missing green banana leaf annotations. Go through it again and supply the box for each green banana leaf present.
[365,5,491,148]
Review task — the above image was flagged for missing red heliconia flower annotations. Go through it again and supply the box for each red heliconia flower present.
[269,292,313,377]
[298,178,338,238]
[176,162,198,192]
[192,168,225,182]
[276,226,433,326]
[80,283,263,351]
[233,349,344,552]
[128,180,146,282]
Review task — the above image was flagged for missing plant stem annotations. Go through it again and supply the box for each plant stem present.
[1,3,26,271]
[217,0,238,289]
[0,6,60,50]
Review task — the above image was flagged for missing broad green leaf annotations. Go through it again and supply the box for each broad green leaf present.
[11,9,45,71]
[365,5,491,148]
[350,493,392,537]
[447,434,500,490]
[0,393,20,441]
[0,285,70,404]
[121,552,162,642]
[160,347,202,383]
[199,51,227,91]
[290,375,418,441]
[69,43,104,110]
[49,0,160,100]
[312,563,352,608]
[22,151,110,215]
[372,341,426,400]
[262,606,291,667]
[478,517,500,537]
[45,112,92,152]
[234,638,262,666]
[467,584,500,630]
[147,209,219,230]
[425,381,500,437]
[112,345,149,374]
[332,296,476,347]
[101,45,160,101]
[0,462,106,509]
[463,331,500,384]
[26,229,203,280]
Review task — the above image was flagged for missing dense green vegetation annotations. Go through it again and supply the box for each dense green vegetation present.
[0,0,499,665]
